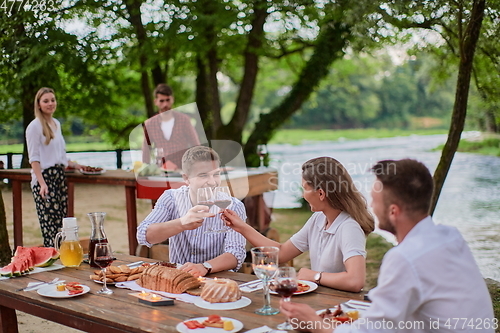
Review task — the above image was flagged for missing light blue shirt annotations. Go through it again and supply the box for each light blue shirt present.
[137,186,247,270]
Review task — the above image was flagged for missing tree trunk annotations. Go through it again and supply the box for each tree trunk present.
[196,56,214,140]
[124,0,155,118]
[0,190,12,266]
[243,20,351,165]
[219,0,269,144]
[429,0,486,215]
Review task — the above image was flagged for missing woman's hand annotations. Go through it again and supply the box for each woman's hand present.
[220,209,246,233]
[297,267,315,282]
[39,182,49,200]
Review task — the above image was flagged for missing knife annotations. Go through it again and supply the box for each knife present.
[20,278,64,292]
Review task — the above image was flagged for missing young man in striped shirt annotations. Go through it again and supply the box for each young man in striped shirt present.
[137,146,247,277]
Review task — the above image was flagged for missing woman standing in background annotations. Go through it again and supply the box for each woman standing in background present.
[26,87,83,247]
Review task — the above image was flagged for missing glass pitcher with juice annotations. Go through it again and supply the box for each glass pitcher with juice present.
[54,217,84,267]
[88,212,108,268]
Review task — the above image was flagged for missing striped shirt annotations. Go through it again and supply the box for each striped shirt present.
[136,186,247,270]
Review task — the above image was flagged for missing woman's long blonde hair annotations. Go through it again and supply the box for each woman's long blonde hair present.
[302,157,375,236]
[34,87,56,145]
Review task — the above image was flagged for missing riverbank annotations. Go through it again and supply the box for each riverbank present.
[0,128,449,155]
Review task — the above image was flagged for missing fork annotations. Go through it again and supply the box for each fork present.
[16,278,60,292]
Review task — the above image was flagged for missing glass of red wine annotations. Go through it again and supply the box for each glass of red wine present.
[205,186,232,234]
[257,144,268,169]
[94,242,114,295]
[274,266,298,330]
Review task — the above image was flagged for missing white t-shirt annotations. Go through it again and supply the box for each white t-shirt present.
[160,118,175,140]
[26,118,68,187]
[290,211,366,273]
[335,217,495,333]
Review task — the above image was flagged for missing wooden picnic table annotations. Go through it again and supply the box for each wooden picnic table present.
[0,253,366,333]
[0,168,278,255]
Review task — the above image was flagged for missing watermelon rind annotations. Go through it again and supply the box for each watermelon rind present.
[32,247,60,268]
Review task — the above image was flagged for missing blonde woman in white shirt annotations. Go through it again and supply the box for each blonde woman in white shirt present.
[222,157,374,292]
[26,87,83,247]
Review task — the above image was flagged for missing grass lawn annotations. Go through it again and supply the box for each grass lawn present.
[270,128,448,145]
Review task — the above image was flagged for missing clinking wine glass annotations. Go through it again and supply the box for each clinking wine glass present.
[251,246,280,315]
[274,266,298,330]
[94,242,114,295]
[257,144,268,168]
[204,186,232,234]
[197,187,215,232]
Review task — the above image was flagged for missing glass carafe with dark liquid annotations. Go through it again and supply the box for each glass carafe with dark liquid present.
[88,212,108,268]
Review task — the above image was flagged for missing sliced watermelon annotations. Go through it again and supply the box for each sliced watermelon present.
[31,247,59,267]
[13,246,35,271]
[0,261,22,277]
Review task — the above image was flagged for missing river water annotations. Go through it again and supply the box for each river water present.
[6,133,499,280]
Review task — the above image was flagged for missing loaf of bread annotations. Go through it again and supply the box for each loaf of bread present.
[136,265,201,294]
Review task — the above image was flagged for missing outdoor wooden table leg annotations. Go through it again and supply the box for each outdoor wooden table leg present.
[0,304,18,333]
[125,184,138,255]
[12,179,23,249]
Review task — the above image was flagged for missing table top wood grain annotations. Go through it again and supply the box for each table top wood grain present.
[0,254,365,333]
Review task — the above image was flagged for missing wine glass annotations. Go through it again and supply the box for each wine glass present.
[204,186,232,234]
[256,144,268,169]
[197,187,215,231]
[94,242,114,295]
[274,266,298,330]
[251,246,280,315]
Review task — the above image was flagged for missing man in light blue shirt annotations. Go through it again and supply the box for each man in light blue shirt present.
[137,146,246,277]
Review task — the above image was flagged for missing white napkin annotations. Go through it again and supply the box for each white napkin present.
[239,280,263,293]
[344,300,371,311]
[115,280,200,303]
[245,326,287,333]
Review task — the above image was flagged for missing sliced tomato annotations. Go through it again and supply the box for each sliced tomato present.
[183,320,205,329]
[206,314,221,323]
[334,316,351,323]
[68,289,84,295]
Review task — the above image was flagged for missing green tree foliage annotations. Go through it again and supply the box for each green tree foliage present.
[287,54,454,129]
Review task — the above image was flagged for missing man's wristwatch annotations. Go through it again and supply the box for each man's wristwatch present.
[202,262,212,275]
[314,271,322,284]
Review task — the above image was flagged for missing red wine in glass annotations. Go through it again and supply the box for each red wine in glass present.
[198,201,214,209]
[94,256,114,268]
[89,237,108,268]
[275,283,298,297]
[214,200,231,209]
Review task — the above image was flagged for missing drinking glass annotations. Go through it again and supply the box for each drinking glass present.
[197,187,215,231]
[197,187,214,208]
[274,266,298,330]
[204,186,232,234]
[251,246,280,315]
[154,147,164,167]
[257,144,268,168]
[94,242,114,295]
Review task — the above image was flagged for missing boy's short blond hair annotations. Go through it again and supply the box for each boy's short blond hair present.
[181,146,220,176]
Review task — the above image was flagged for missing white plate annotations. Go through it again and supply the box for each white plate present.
[194,296,251,310]
[79,169,105,175]
[270,280,318,295]
[37,284,90,298]
[176,317,243,333]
